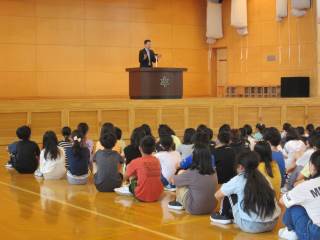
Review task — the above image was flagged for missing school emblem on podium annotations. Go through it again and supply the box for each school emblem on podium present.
[160,75,170,88]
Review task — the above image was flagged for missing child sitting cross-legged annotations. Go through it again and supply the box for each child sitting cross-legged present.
[94,132,124,192]
[168,144,218,215]
[211,151,281,233]
[120,136,163,202]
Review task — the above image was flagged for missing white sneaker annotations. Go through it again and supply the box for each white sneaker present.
[164,185,176,192]
[278,227,298,240]
[4,163,13,169]
[114,185,133,196]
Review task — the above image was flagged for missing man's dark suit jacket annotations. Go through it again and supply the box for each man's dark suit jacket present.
[139,48,156,68]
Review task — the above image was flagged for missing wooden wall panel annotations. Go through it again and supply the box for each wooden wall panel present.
[212,106,234,130]
[101,110,130,138]
[134,109,159,135]
[0,112,27,144]
[161,108,185,136]
[69,111,99,139]
[307,106,320,126]
[261,107,282,128]
[188,107,209,128]
[31,112,61,141]
[286,106,306,126]
[238,107,259,127]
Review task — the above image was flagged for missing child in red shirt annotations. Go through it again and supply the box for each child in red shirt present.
[124,136,163,202]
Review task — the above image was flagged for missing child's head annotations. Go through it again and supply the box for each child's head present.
[71,130,84,156]
[16,125,31,141]
[114,127,122,140]
[77,122,89,138]
[296,126,305,137]
[43,131,60,160]
[236,151,276,218]
[61,126,71,141]
[190,144,214,175]
[306,124,315,135]
[255,123,266,133]
[263,127,281,147]
[182,128,196,145]
[139,135,156,155]
[158,124,175,138]
[192,131,210,147]
[219,124,231,133]
[243,124,253,136]
[254,141,274,178]
[130,127,146,148]
[141,124,152,136]
[217,130,230,145]
[100,122,115,136]
[285,127,300,142]
[309,134,320,150]
[310,150,320,178]
[159,135,174,151]
[100,132,117,150]
[283,122,292,132]
[230,129,241,143]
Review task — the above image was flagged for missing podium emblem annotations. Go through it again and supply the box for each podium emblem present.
[160,75,170,88]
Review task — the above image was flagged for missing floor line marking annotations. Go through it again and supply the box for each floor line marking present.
[0,181,182,240]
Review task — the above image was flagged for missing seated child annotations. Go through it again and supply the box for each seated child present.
[94,132,124,192]
[283,127,306,168]
[155,135,182,191]
[77,122,94,158]
[124,127,145,166]
[123,136,163,202]
[279,150,320,240]
[95,123,121,153]
[254,141,282,198]
[13,125,40,174]
[66,130,90,185]
[35,131,66,180]
[211,130,236,223]
[58,126,72,168]
[177,128,195,160]
[211,151,281,234]
[168,144,218,215]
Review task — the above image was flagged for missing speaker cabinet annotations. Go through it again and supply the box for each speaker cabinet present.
[281,77,310,98]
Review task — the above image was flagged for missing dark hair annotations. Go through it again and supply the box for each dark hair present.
[130,127,146,148]
[296,126,305,137]
[192,131,210,147]
[16,125,31,141]
[100,122,115,136]
[310,150,320,179]
[218,130,230,144]
[158,124,175,137]
[141,124,152,136]
[77,122,89,136]
[196,124,208,133]
[283,123,292,132]
[61,126,71,142]
[140,136,156,155]
[309,133,320,149]
[114,127,122,140]
[306,124,315,134]
[183,128,196,144]
[230,129,241,143]
[144,39,151,45]
[286,127,300,141]
[256,123,266,133]
[100,132,117,149]
[236,151,276,218]
[159,135,174,151]
[254,141,274,178]
[264,127,281,147]
[243,124,253,135]
[43,131,60,160]
[219,124,231,133]
[71,130,84,157]
[190,144,214,175]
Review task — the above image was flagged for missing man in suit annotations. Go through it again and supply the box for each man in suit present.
[139,40,160,68]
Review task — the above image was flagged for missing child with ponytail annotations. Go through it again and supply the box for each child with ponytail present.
[279,150,320,240]
[211,151,281,233]
[66,130,90,185]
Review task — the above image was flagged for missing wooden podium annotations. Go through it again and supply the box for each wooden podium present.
[126,67,187,99]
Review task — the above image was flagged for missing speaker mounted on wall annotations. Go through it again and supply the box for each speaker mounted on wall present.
[281,77,310,98]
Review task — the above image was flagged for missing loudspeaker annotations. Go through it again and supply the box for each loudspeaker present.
[281,77,310,97]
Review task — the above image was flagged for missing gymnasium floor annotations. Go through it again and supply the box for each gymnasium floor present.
[0,153,282,240]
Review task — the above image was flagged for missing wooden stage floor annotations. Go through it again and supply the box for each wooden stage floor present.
[0,156,283,240]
